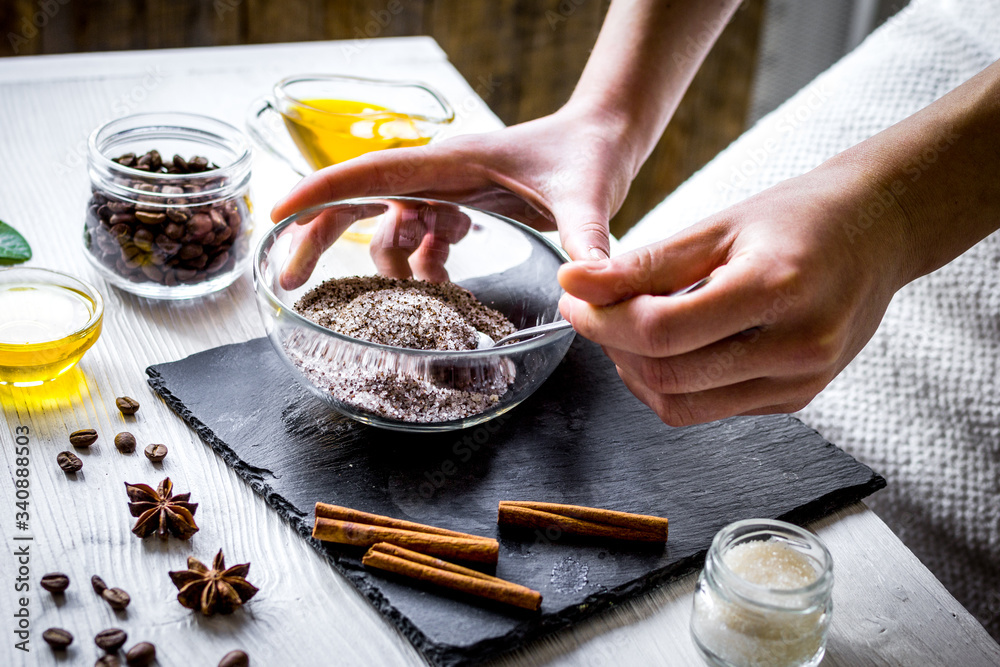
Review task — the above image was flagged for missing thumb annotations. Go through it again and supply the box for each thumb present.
[553,202,611,262]
[558,222,730,305]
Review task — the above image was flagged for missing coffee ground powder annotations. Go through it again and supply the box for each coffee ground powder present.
[290,276,517,422]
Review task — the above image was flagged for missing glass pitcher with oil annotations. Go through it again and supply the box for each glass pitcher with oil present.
[246,74,454,175]
[246,74,454,242]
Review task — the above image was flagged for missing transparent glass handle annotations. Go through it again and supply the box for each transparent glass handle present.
[245,96,310,177]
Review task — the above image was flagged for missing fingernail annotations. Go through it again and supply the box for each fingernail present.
[558,293,572,318]
[588,246,610,261]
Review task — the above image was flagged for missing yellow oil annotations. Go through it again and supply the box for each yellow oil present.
[282,98,432,171]
[0,283,102,385]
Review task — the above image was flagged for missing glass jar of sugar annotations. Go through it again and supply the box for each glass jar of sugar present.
[690,518,833,667]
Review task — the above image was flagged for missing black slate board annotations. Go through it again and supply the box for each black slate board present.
[147,337,885,666]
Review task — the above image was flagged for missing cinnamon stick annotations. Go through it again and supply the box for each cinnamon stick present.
[363,542,542,611]
[314,503,487,541]
[312,517,499,564]
[498,501,668,543]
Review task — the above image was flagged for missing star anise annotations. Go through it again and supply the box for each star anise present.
[168,550,259,616]
[125,477,199,540]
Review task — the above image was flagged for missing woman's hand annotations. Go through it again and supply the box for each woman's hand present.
[271,104,637,281]
[557,161,912,426]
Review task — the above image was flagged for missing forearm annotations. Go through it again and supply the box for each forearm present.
[828,58,1000,288]
[567,0,743,177]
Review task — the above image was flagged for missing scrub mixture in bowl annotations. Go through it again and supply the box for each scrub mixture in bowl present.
[289,275,517,423]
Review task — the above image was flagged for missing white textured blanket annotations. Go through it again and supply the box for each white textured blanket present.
[623,0,1000,637]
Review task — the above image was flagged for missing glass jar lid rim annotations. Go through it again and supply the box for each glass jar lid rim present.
[88,111,251,177]
[707,518,834,600]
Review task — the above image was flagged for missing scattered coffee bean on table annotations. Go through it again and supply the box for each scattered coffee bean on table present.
[144,443,168,462]
[102,587,131,610]
[116,396,140,415]
[115,432,137,453]
[219,649,250,667]
[290,276,518,422]
[70,428,98,447]
[95,628,128,652]
[40,572,70,593]
[57,451,83,473]
[91,574,108,595]
[97,654,122,667]
[125,641,156,667]
[42,627,73,649]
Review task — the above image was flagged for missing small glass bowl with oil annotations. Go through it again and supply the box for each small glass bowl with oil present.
[0,267,104,386]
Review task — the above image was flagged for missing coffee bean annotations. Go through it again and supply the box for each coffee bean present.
[178,243,203,260]
[97,655,122,667]
[102,587,131,610]
[40,572,70,593]
[140,264,164,282]
[42,627,74,649]
[164,221,185,239]
[121,246,143,269]
[206,251,230,273]
[110,212,137,226]
[187,213,212,238]
[57,451,83,473]
[95,628,128,652]
[144,444,168,463]
[214,226,233,244]
[155,234,181,255]
[218,650,249,667]
[92,574,108,594]
[126,642,157,666]
[209,208,227,229]
[70,428,98,447]
[133,228,154,252]
[190,156,209,171]
[166,207,190,223]
[116,396,140,415]
[135,211,166,225]
[114,432,137,454]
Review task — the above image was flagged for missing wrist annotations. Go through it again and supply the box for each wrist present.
[557,98,647,180]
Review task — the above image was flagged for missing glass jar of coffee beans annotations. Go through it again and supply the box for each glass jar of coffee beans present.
[83,112,253,299]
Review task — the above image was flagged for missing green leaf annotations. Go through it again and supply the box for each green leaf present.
[0,221,32,265]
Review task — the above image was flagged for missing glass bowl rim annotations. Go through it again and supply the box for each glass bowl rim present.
[254,196,573,358]
[87,110,252,183]
[0,266,105,343]
[272,74,456,126]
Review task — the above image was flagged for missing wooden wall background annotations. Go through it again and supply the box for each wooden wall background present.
[0,0,765,238]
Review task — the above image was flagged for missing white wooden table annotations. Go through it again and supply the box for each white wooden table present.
[1,38,998,667]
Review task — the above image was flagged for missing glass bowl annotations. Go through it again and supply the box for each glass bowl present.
[0,267,104,386]
[254,197,574,432]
